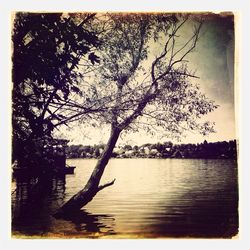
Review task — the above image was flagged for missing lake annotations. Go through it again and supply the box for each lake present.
[11,158,238,238]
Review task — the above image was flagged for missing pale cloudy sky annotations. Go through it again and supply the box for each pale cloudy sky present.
[56,13,237,146]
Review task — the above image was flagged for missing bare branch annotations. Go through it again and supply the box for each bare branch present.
[151,17,188,82]
[171,22,202,67]
[97,179,116,192]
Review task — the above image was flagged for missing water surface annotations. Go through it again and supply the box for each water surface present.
[12,158,238,238]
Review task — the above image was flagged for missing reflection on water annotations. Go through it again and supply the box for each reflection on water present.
[12,159,238,238]
[12,174,115,237]
[59,210,116,235]
[12,175,65,235]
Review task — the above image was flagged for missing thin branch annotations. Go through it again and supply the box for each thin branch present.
[40,54,82,120]
[52,108,106,128]
[151,17,188,82]
[171,22,202,68]
[78,13,96,27]
[152,23,201,85]
[97,179,116,192]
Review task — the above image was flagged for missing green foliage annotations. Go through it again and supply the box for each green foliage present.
[123,145,132,151]
[12,13,100,163]
[12,12,100,141]
[77,13,218,141]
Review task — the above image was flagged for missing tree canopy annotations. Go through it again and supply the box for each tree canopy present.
[69,13,218,139]
[12,12,100,142]
[12,12,101,163]
[12,13,218,150]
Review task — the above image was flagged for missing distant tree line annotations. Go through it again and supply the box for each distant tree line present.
[66,140,237,160]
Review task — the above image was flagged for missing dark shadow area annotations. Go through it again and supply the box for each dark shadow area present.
[12,173,116,237]
[12,174,66,235]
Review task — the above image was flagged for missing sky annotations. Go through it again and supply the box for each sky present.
[180,13,236,144]
[57,13,237,146]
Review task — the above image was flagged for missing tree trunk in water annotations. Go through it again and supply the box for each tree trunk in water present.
[54,127,121,217]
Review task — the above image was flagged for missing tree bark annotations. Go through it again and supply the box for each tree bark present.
[54,126,121,217]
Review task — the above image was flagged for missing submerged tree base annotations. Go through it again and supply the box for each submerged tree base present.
[55,126,120,215]
[54,178,116,217]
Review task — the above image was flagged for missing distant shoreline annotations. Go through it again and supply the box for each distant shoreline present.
[67,157,237,160]
[66,140,237,160]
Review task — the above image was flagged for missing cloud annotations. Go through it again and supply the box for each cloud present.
[189,14,235,105]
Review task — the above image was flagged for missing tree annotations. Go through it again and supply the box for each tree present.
[123,145,132,151]
[12,12,100,165]
[94,147,100,158]
[55,13,218,215]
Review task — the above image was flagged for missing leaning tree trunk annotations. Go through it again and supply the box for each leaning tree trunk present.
[54,126,121,217]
